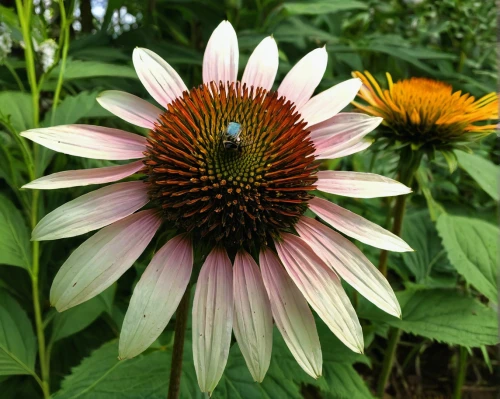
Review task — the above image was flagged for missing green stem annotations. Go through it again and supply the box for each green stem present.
[377,328,402,398]
[16,0,39,127]
[4,60,26,91]
[16,1,48,397]
[453,347,467,399]
[167,285,191,399]
[378,149,423,277]
[50,0,71,126]
[376,149,423,397]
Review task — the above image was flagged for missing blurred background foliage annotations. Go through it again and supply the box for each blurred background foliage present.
[0,0,498,398]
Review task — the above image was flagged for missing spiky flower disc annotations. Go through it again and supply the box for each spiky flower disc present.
[145,82,316,248]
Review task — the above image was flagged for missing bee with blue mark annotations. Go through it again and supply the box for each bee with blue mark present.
[222,122,243,151]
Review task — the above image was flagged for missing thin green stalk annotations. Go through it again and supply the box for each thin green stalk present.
[377,328,402,398]
[167,285,191,399]
[16,1,48,397]
[4,60,26,91]
[453,347,467,399]
[15,0,39,127]
[376,149,423,397]
[50,0,71,125]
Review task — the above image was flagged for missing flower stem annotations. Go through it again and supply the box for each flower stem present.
[167,285,191,399]
[376,328,401,398]
[50,0,71,126]
[15,0,39,127]
[376,149,423,397]
[16,1,49,396]
[453,346,467,399]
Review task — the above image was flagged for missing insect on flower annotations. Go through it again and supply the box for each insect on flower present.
[222,121,243,151]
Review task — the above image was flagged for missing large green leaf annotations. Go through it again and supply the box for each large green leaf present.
[0,290,37,376]
[48,60,138,81]
[0,91,33,132]
[53,339,201,399]
[0,195,31,271]
[400,210,451,283]
[437,214,498,302]
[50,285,116,343]
[42,91,101,127]
[282,0,367,15]
[455,150,499,201]
[359,289,498,346]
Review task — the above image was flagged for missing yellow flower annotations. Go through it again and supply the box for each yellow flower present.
[351,71,498,150]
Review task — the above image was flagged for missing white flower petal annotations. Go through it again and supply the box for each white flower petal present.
[241,36,278,92]
[233,250,273,382]
[275,233,364,353]
[316,171,411,198]
[309,197,413,252]
[50,209,161,311]
[133,47,187,108]
[192,247,233,394]
[259,248,322,378]
[119,235,193,359]
[277,47,327,109]
[317,139,372,160]
[203,21,239,86]
[20,125,147,160]
[22,161,144,190]
[296,217,401,317]
[32,181,149,241]
[97,90,162,129]
[300,78,362,126]
[310,112,381,151]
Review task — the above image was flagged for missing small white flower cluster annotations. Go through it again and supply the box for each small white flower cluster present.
[37,39,58,72]
[0,23,13,64]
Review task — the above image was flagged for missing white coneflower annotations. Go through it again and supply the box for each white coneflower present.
[22,21,412,394]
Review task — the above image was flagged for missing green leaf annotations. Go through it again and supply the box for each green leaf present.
[0,195,31,271]
[0,91,33,132]
[0,290,37,376]
[400,210,450,283]
[53,339,202,399]
[359,289,499,347]
[50,285,116,343]
[42,91,101,126]
[437,214,498,302]
[48,60,138,81]
[455,150,499,201]
[282,0,367,15]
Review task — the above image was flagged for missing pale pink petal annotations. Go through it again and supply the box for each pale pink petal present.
[96,90,162,129]
[259,248,322,378]
[203,21,239,86]
[192,247,233,394]
[50,209,161,311]
[310,112,381,146]
[233,250,273,382]
[241,36,278,92]
[277,47,327,109]
[309,197,413,252]
[317,139,372,160]
[32,181,149,241]
[296,217,401,317]
[22,160,144,190]
[316,171,411,198]
[20,125,147,160]
[300,78,362,126]
[275,233,364,353]
[133,48,188,108]
[119,235,193,359]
